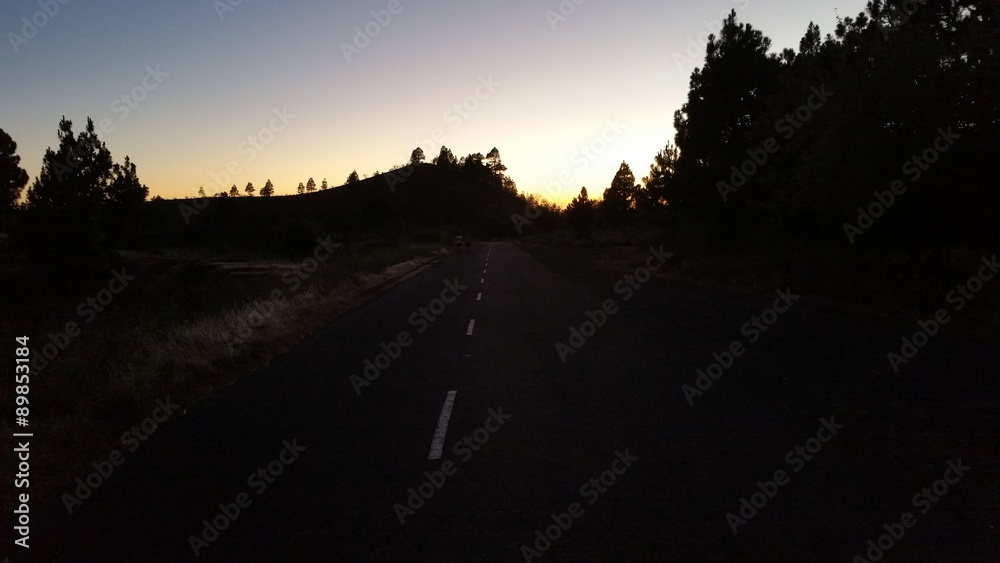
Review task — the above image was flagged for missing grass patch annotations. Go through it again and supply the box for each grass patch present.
[0,238,447,511]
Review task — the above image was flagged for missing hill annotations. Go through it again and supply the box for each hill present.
[134,163,531,253]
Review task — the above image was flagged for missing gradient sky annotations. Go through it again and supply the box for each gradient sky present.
[1,0,866,206]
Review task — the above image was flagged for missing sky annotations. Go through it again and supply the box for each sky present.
[0,0,867,206]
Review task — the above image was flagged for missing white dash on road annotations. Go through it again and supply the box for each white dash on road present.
[428,390,458,460]
[477,292,482,301]
[466,319,476,335]
[481,278,485,284]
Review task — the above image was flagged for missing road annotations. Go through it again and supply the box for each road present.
[36,242,997,562]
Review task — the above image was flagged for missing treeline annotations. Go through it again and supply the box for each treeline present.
[0,109,530,272]
[0,117,148,275]
[565,1,998,253]
[205,145,520,199]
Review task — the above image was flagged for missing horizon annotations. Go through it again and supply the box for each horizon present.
[1,0,866,206]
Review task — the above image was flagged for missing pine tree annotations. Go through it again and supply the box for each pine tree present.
[565,187,596,237]
[486,147,506,175]
[433,146,457,167]
[640,143,679,210]
[260,179,274,196]
[103,155,149,244]
[0,128,28,211]
[306,177,316,192]
[245,182,255,197]
[601,162,637,225]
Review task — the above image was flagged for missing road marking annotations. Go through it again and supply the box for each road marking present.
[466,319,476,335]
[481,278,484,284]
[477,292,482,301]
[428,390,458,460]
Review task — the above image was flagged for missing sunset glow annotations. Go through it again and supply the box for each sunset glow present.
[2,0,865,206]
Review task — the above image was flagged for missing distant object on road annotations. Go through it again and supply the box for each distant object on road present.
[453,233,472,252]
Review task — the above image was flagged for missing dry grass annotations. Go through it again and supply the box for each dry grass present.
[0,241,448,514]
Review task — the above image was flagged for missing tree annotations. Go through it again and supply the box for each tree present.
[260,179,274,196]
[485,147,506,176]
[0,128,28,211]
[198,186,206,198]
[297,182,305,194]
[501,175,517,194]
[306,177,316,192]
[641,143,679,210]
[321,178,328,190]
[459,152,495,186]
[347,170,360,183]
[103,155,149,243]
[565,187,596,237]
[229,184,239,197]
[27,117,113,212]
[433,146,457,167]
[672,10,780,224]
[410,147,425,165]
[245,182,255,197]
[601,161,638,225]
[24,117,115,270]
[105,156,148,207]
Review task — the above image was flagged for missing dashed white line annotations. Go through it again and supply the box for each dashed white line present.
[466,319,476,335]
[477,292,482,301]
[428,390,458,460]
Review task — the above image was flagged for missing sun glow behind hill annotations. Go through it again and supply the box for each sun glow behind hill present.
[1,0,866,207]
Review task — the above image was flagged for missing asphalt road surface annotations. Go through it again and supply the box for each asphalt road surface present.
[36,242,997,562]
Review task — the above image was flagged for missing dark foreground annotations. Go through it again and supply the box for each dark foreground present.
[28,242,998,562]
